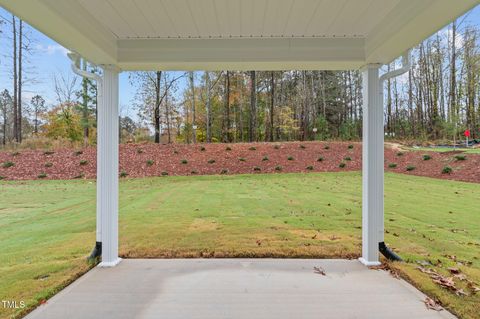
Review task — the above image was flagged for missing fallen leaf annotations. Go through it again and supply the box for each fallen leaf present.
[313,266,326,276]
[424,297,443,311]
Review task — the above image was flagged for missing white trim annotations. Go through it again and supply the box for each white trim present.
[98,258,122,268]
[358,258,381,267]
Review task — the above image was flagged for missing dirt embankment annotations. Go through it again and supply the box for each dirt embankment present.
[1,141,479,183]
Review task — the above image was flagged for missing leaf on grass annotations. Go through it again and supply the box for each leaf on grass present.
[313,266,326,276]
[424,297,443,311]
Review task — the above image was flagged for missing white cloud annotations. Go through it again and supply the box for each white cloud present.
[35,44,69,56]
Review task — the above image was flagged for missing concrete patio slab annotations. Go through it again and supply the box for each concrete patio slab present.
[25,259,456,319]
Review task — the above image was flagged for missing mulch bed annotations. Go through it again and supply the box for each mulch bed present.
[1,141,479,183]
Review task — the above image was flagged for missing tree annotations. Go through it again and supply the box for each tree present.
[30,95,46,134]
[0,90,12,145]
[249,71,256,142]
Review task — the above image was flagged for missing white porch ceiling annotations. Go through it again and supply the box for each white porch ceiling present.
[1,0,478,70]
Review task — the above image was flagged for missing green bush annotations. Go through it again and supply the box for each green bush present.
[406,165,416,171]
[339,162,346,168]
[74,150,83,156]
[306,166,314,170]
[249,146,257,151]
[396,152,404,156]
[348,144,354,149]
[37,172,47,179]
[181,159,188,164]
[146,160,154,166]
[422,154,432,161]
[262,156,269,161]
[80,160,88,166]
[225,146,232,151]
[120,171,128,178]
[287,156,294,161]
[388,163,397,168]
[44,150,55,155]
[73,173,85,179]
[0,176,5,180]
[344,156,352,161]
[45,162,53,168]
[173,150,179,154]
[442,166,453,174]
[317,157,324,162]
[253,166,261,171]
[220,169,228,174]
[454,155,466,161]
[299,144,306,149]
[190,170,198,174]
[161,171,168,176]
[208,159,215,164]
[239,157,246,162]
[200,146,206,151]
[11,151,20,156]
[275,166,282,171]
[2,161,14,168]
[136,148,144,154]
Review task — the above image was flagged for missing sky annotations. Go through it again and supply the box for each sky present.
[0,4,479,121]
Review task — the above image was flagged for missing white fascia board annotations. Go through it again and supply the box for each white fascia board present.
[366,0,479,64]
[0,0,117,65]
[117,37,366,71]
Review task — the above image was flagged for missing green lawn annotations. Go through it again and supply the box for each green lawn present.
[406,146,480,154]
[1,173,479,319]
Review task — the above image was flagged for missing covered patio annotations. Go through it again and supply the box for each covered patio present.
[1,0,477,318]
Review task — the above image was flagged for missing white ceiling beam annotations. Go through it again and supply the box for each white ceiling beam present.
[366,0,479,64]
[0,0,117,65]
[117,37,365,71]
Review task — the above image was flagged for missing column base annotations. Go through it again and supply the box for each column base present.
[98,258,122,268]
[358,257,381,267]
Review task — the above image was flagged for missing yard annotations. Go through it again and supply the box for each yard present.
[1,172,479,319]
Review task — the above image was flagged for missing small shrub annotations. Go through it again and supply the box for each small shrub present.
[173,150,179,154]
[339,162,346,168]
[146,160,154,166]
[208,159,215,164]
[0,176,5,180]
[306,166,314,171]
[136,148,144,154]
[2,161,14,168]
[388,163,397,168]
[249,146,257,151]
[275,166,282,171]
[220,169,228,174]
[200,146,206,151]
[287,156,294,161]
[348,144,354,149]
[273,145,280,149]
[317,157,324,162]
[225,146,232,151]
[80,160,88,166]
[454,155,466,161]
[238,157,246,162]
[44,150,54,155]
[120,171,128,178]
[37,172,47,179]
[422,154,431,161]
[191,170,198,174]
[74,150,83,156]
[442,166,453,174]
[73,173,85,179]
[324,145,330,150]
[10,151,20,156]
[262,156,269,161]
[44,162,53,168]
[396,152,404,156]
[406,165,415,171]
[344,156,352,161]
[180,159,188,164]
[299,144,306,149]
[253,166,261,171]
[161,171,169,176]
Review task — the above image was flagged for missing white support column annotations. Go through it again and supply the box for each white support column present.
[97,66,121,267]
[359,64,383,266]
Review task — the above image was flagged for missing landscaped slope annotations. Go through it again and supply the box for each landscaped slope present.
[1,141,480,183]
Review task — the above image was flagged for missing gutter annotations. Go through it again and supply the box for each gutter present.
[378,50,411,262]
[67,52,103,261]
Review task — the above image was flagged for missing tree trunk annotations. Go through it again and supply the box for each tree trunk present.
[82,60,89,146]
[206,72,211,143]
[17,19,23,143]
[12,16,18,143]
[154,71,162,143]
[249,71,256,142]
[269,71,275,142]
[190,71,196,143]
